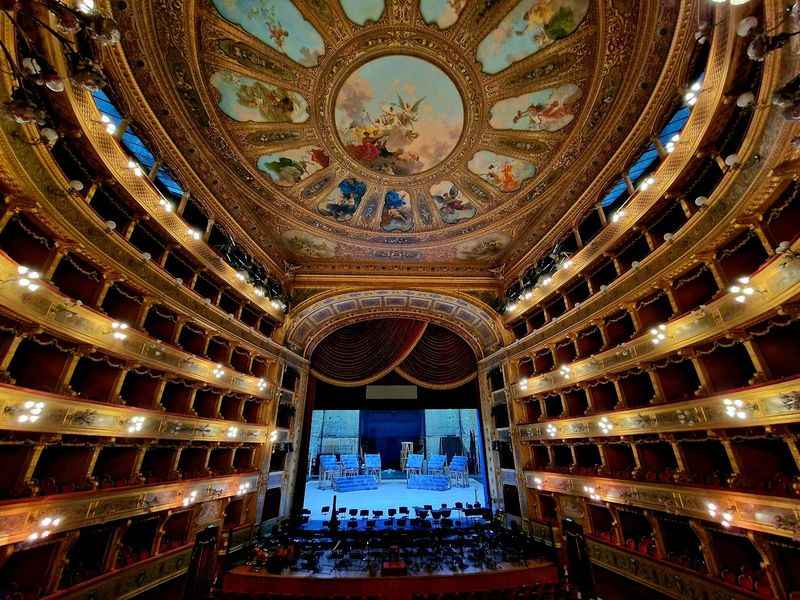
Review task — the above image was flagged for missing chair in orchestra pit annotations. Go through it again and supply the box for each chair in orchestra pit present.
[404,453,424,479]
[363,454,382,480]
[448,456,469,488]
[340,454,360,477]
[318,455,341,488]
[427,454,447,475]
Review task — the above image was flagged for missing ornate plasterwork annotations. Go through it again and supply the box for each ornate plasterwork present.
[283,289,509,358]
[107,0,682,274]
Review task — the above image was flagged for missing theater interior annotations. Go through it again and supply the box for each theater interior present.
[0,0,798,598]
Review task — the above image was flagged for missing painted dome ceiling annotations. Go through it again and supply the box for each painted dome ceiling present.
[111,0,683,275]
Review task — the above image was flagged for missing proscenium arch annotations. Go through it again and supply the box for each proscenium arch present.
[282,289,510,360]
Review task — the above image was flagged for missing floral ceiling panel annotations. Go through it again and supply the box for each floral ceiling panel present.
[112,0,682,275]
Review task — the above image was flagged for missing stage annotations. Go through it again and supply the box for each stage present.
[303,478,487,519]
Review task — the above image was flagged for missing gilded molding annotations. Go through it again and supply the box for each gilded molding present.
[0,383,269,443]
[0,255,270,398]
[526,470,800,539]
[586,538,758,600]
[50,545,192,600]
[517,377,800,441]
[0,473,258,546]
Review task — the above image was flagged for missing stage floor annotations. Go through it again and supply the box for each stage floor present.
[303,479,486,519]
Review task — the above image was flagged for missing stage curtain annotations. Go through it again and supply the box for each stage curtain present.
[395,324,477,389]
[310,319,428,386]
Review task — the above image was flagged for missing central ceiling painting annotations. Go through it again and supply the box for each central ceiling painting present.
[114,0,680,273]
[334,55,464,176]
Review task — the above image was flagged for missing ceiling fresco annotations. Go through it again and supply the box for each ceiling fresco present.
[111,0,683,275]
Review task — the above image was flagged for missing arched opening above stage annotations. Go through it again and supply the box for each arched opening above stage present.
[294,317,491,523]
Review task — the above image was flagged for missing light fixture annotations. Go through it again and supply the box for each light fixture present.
[27,514,61,542]
[257,378,267,391]
[558,258,573,270]
[269,430,280,442]
[99,114,116,134]
[111,321,129,340]
[694,196,708,207]
[729,276,755,303]
[186,228,201,241]
[611,210,625,223]
[546,424,558,438]
[226,426,239,438]
[127,415,146,433]
[665,134,680,153]
[212,364,225,379]
[639,176,656,191]
[583,485,601,501]
[254,287,265,297]
[159,197,175,213]
[182,490,199,507]
[78,0,95,13]
[523,290,533,301]
[236,481,251,496]
[506,303,517,313]
[650,324,667,345]
[684,81,702,106]
[127,160,143,177]
[518,377,529,391]
[235,271,247,282]
[598,417,614,434]
[542,276,552,286]
[559,364,572,378]
[17,400,45,424]
[15,265,41,291]
[533,477,543,490]
[722,398,748,420]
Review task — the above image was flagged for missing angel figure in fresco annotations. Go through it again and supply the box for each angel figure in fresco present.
[432,184,476,224]
[381,190,414,232]
[484,163,519,193]
[236,81,297,122]
[319,178,367,222]
[246,4,288,51]
[344,95,425,176]
[261,149,329,186]
[512,87,581,129]
[516,1,581,44]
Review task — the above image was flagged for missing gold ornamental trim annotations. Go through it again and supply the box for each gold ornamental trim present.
[514,239,800,397]
[0,473,258,546]
[0,383,269,443]
[586,538,758,600]
[518,377,800,441]
[526,470,800,539]
[0,254,270,399]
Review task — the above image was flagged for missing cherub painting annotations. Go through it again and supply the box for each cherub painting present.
[476,0,590,74]
[282,230,336,259]
[468,151,536,193]
[420,0,467,29]
[490,83,582,132]
[456,233,510,261]
[430,181,476,224]
[257,147,330,187]
[210,71,308,123]
[318,178,367,222]
[335,55,464,175]
[381,190,414,232]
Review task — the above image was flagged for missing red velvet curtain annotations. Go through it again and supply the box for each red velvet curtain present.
[396,324,477,388]
[310,319,427,385]
[310,319,477,389]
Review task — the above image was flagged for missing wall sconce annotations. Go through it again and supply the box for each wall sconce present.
[226,426,239,439]
[546,424,558,438]
[650,324,667,345]
[127,415,145,433]
[182,490,199,507]
[10,266,41,291]
[186,228,201,241]
[159,197,175,213]
[212,364,225,379]
[598,417,614,434]
[110,321,129,340]
[559,364,572,378]
[533,476,544,490]
[17,401,45,424]
[127,160,143,177]
[729,276,756,303]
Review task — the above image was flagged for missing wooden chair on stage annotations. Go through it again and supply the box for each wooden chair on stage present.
[448,455,469,487]
[318,454,341,488]
[404,453,424,479]
[363,453,382,480]
[340,454,360,476]
[427,454,447,475]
